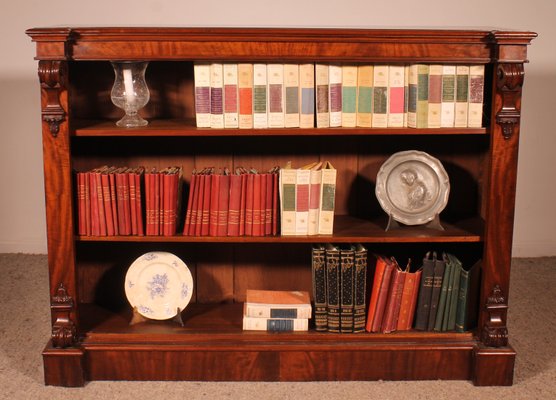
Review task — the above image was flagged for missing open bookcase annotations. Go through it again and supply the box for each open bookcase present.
[26,27,535,386]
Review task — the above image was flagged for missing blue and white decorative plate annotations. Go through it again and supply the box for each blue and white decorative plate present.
[124,251,193,320]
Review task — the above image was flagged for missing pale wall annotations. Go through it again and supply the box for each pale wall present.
[0,0,554,256]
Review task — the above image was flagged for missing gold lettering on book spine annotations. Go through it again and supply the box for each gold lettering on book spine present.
[38,60,67,137]
[496,63,524,140]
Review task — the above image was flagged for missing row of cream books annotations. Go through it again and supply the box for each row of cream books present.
[279,161,337,236]
[194,63,485,129]
[242,289,312,331]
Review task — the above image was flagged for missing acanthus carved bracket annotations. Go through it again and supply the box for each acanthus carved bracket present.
[481,284,509,348]
[38,60,67,137]
[51,282,77,348]
[496,63,524,140]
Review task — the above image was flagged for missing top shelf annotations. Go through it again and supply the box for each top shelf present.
[72,119,488,137]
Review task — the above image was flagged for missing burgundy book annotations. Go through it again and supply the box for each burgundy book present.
[191,169,204,236]
[200,168,212,236]
[365,256,389,332]
[158,169,164,235]
[107,170,119,236]
[227,171,242,236]
[370,258,395,333]
[183,170,197,236]
[128,168,138,235]
[76,172,86,235]
[83,171,91,236]
[170,167,181,236]
[397,269,422,331]
[135,167,145,236]
[194,170,206,236]
[217,171,230,236]
[94,167,107,236]
[264,172,273,236]
[162,168,173,236]
[116,167,131,235]
[209,172,221,236]
[238,169,248,236]
[245,171,255,236]
[145,168,158,236]
[271,168,279,236]
[101,169,115,236]
[381,263,406,334]
[89,170,100,236]
[252,173,262,236]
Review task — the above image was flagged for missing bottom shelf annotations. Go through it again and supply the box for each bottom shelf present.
[43,303,515,386]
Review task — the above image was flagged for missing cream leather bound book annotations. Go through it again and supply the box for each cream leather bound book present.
[372,65,389,128]
[341,65,358,127]
[193,63,211,128]
[279,166,297,236]
[223,64,239,128]
[209,63,224,129]
[440,65,456,128]
[467,65,485,128]
[356,65,373,127]
[329,65,342,127]
[427,65,443,128]
[253,63,268,129]
[299,63,315,128]
[316,64,330,128]
[284,64,300,128]
[238,63,254,129]
[388,65,405,127]
[267,64,285,128]
[454,65,470,128]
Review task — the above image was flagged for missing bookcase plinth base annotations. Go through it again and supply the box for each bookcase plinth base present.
[472,344,516,386]
[42,341,85,387]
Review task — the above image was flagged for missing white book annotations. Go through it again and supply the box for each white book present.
[284,64,300,128]
[308,162,323,236]
[440,65,457,128]
[403,65,410,127]
[279,167,297,235]
[356,65,373,128]
[242,316,309,331]
[407,64,419,128]
[209,63,224,129]
[318,161,337,235]
[387,65,405,127]
[328,65,342,127]
[295,167,311,235]
[341,65,358,127]
[253,63,268,129]
[428,65,443,128]
[454,65,470,128]
[238,63,254,129]
[468,65,485,128]
[315,64,330,128]
[267,64,285,128]
[223,63,239,128]
[299,63,315,128]
[372,65,389,128]
[193,63,211,128]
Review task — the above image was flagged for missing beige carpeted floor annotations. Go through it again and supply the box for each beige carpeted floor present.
[0,254,554,399]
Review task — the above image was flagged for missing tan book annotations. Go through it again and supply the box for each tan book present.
[454,65,470,128]
[299,63,315,128]
[316,64,330,128]
[253,63,268,128]
[209,63,224,129]
[284,64,300,128]
[388,65,405,127]
[267,64,285,128]
[238,63,254,129]
[356,65,373,127]
[428,65,443,128]
[318,161,337,235]
[279,165,297,235]
[440,65,456,128]
[416,64,429,129]
[468,65,485,128]
[329,65,342,127]
[341,65,358,127]
[372,65,389,128]
[223,63,239,128]
[242,316,309,331]
[193,63,211,128]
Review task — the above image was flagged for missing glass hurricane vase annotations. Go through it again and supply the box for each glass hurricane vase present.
[111,61,150,127]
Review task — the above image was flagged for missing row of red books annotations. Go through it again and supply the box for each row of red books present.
[76,166,182,236]
[183,167,279,236]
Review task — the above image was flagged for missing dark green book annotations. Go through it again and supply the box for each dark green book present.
[434,253,452,331]
[441,254,457,331]
[427,252,446,331]
[447,254,462,330]
[456,260,481,332]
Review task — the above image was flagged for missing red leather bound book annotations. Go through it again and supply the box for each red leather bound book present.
[245,171,255,236]
[200,168,212,236]
[258,173,267,237]
[94,167,107,236]
[264,172,273,235]
[370,257,395,333]
[227,171,242,236]
[116,167,131,235]
[162,168,173,236]
[381,263,406,333]
[107,170,118,236]
[145,168,158,236]
[128,168,138,235]
[89,170,100,236]
[209,172,221,236]
[252,173,262,236]
[191,169,204,236]
[76,172,86,235]
[135,167,144,236]
[365,256,388,332]
[397,269,422,331]
[169,167,181,236]
[83,171,91,236]
[238,169,248,236]
[217,171,230,236]
[183,170,197,236]
[272,168,279,236]
[101,168,115,236]
[158,169,164,235]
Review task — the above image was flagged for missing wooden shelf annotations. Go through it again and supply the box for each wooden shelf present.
[76,215,484,243]
[72,119,488,137]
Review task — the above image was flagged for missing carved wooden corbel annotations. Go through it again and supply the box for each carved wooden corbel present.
[51,283,77,348]
[481,285,509,347]
[38,60,67,137]
[496,63,524,140]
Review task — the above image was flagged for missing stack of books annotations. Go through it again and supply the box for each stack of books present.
[312,244,368,333]
[279,161,337,236]
[365,256,422,334]
[76,165,182,237]
[194,63,485,129]
[242,289,312,332]
[183,166,279,237]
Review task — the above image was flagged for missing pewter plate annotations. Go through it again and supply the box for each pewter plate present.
[375,150,450,225]
[124,251,193,320]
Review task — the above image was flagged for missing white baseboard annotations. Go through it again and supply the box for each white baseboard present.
[512,240,556,258]
[0,240,47,254]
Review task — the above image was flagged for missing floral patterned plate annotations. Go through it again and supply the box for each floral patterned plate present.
[124,251,193,320]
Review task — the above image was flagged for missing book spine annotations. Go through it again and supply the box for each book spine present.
[366,256,387,332]
[454,65,470,127]
[447,256,462,330]
[242,316,308,331]
[238,63,254,129]
[252,173,262,236]
[264,172,273,236]
[279,168,297,236]
[223,63,239,128]
[135,168,144,236]
[267,64,284,128]
[416,64,429,128]
[407,64,418,128]
[83,171,91,236]
[209,173,220,236]
[317,166,336,235]
[341,65,357,127]
[312,245,328,331]
[244,305,311,319]
[271,170,279,236]
[217,173,230,237]
[325,245,341,332]
[95,170,107,236]
[427,64,443,128]
[162,170,172,236]
[245,172,254,236]
[154,171,161,236]
[440,65,456,127]
[403,65,410,127]
[353,245,367,333]
[76,172,86,235]
[397,270,420,331]
[284,64,300,128]
[414,254,435,330]
[382,268,406,333]
[127,169,137,235]
[315,64,330,128]
[299,63,315,128]
[307,168,321,236]
[328,65,342,127]
[295,168,310,235]
[388,65,405,127]
[253,64,268,128]
[371,260,395,333]
[340,247,355,333]
[194,172,206,236]
[210,63,224,129]
[227,173,241,236]
[434,256,452,331]
[372,65,389,128]
[194,63,211,128]
[183,171,196,235]
[427,255,446,331]
[239,171,247,236]
[467,65,485,128]
[101,171,114,236]
[356,65,373,127]
[258,174,267,237]
[89,170,99,236]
